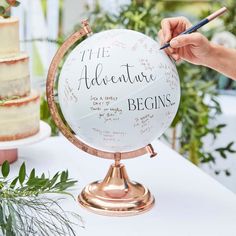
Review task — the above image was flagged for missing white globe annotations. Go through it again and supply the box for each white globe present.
[58,29,180,152]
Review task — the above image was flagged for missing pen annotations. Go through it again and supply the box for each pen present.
[159,7,227,50]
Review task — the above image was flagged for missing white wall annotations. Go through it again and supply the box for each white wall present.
[63,0,88,35]
[62,0,130,35]
[12,0,60,89]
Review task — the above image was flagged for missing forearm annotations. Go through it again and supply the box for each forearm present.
[202,43,236,80]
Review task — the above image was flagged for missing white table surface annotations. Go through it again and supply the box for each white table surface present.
[13,136,236,236]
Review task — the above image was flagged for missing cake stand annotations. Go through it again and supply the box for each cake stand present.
[0,121,51,164]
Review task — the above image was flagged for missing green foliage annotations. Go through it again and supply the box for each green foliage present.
[0,6,5,15]
[40,94,59,136]
[175,64,235,166]
[0,161,81,236]
[1,161,10,178]
[18,162,25,185]
[0,161,77,198]
[88,0,235,172]
[88,0,163,36]
[0,0,20,18]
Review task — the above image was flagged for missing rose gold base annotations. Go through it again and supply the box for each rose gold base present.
[0,149,18,165]
[78,162,155,216]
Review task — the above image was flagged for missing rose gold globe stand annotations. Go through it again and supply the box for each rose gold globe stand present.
[78,147,157,216]
[46,20,157,216]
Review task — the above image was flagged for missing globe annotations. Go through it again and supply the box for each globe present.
[58,29,180,153]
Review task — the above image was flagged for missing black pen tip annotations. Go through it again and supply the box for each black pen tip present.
[159,43,170,50]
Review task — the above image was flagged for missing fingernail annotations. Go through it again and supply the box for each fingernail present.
[170,39,178,47]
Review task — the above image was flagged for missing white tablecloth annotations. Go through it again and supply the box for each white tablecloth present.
[13,136,236,236]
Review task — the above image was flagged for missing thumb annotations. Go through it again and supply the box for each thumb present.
[170,33,203,48]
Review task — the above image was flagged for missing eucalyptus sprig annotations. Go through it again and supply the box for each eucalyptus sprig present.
[0,161,82,236]
[0,0,20,18]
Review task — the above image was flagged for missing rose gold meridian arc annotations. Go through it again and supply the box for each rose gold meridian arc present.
[46,20,155,160]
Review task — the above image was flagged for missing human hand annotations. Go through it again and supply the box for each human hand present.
[158,17,212,65]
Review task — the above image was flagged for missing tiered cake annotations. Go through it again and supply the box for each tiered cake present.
[0,17,40,141]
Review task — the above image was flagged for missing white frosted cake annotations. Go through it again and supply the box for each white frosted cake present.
[0,52,30,99]
[0,17,19,57]
[0,91,40,141]
[0,17,40,141]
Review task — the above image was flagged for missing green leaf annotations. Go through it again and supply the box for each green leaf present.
[28,168,35,180]
[5,215,13,235]
[1,161,10,178]
[65,170,68,180]
[55,180,77,191]
[3,11,10,18]
[216,124,226,130]
[18,162,26,185]
[0,6,5,15]
[46,172,59,188]
[60,171,67,182]
[13,1,20,7]
[26,177,48,188]
[9,177,18,189]
[0,205,4,230]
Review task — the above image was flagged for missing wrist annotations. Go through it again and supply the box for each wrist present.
[201,43,219,68]
[200,42,236,80]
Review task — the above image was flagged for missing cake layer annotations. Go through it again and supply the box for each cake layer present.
[0,53,30,99]
[0,91,40,141]
[0,17,20,57]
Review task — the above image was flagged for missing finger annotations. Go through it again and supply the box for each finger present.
[164,47,178,59]
[163,46,176,57]
[178,47,184,59]
[163,48,173,57]
[173,17,192,35]
[165,46,175,54]
[158,29,165,45]
[158,29,174,55]
[171,53,180,61]
[164,43,177,55]
[161,17,192,42]
[170,32,203,48]
[161,18,173,42]
[174,48,181,59]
